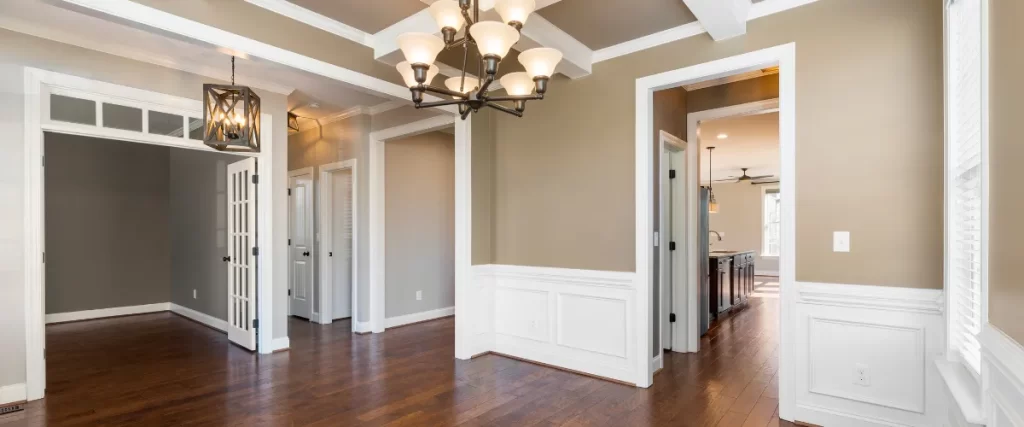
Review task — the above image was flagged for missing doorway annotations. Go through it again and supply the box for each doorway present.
[318,160,358,328]
[288,168,315,320]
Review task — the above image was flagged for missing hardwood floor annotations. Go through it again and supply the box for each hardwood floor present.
[3,296,795,427]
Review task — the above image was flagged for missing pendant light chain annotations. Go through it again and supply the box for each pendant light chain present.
[231,56,235,86]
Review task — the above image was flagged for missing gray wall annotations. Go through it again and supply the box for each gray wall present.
[0,28,290,390]
[169,148,246,321]
[384,131,455,318]
[44,133,171,314]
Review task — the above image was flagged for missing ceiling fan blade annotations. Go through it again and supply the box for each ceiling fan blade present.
[712,178,738,183]
[750,180,780,185]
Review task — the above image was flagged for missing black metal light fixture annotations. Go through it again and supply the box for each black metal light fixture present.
[204,56,261,153]
[707,146,719,213]
[394,0,563,119]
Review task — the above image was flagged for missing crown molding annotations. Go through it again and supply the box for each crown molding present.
[367,100,407,116]
[0,15,295,95]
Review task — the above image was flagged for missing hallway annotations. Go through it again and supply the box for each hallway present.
[5,295,789,426]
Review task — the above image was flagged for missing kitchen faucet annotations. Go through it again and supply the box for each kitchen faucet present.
[709,230,723,246]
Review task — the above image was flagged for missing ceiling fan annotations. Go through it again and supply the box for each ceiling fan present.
[713,168,775,184]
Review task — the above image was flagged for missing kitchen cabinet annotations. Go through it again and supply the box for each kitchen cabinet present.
[708,250,755,321]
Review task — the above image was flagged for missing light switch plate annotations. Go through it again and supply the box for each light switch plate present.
[834,231,850,252]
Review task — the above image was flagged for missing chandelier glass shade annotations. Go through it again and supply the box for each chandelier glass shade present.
[203,56,261,153]
[394,0,562,119]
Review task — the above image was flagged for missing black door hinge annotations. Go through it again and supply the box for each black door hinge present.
[288,289,292,296]
[288,239,291,246]
[669,169,676,179]
[288,188,291,196]
[251,174,259,184]
[252,318,259,329]
[669,313,676,323]
[329,251,333,257]
[252,247,259,256]
[669,242,676,251]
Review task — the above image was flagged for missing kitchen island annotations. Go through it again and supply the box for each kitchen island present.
[708,250,756,321]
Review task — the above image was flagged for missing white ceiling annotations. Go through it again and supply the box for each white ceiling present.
[698,112,780,183]
[0,0,399,122]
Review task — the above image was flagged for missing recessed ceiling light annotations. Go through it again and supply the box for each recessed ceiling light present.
[717,133,728,140]
[309,102,320,109]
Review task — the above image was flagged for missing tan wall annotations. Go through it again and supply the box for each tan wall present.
[472,109,497,265]
[988,0,1024,343]
[687,75,780,114]
[491,0,943,289]
[708,183,780,273]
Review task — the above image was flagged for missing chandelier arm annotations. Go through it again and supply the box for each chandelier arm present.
[415,99,470,109]
[446,37,470,49]
[485,102,523,117]
[421,85,470,99]
[476,74,496,97]
[483,94,544,102]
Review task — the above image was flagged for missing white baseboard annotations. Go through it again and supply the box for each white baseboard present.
[755,270,779,277]
[169,303,227,332]
[45,302,170,324]
[473,264,639,385]
[792,282,946,427]
[0,383,26,405]
[384,306,454,329]
[353,320,372,333]
[652,354,664,373]
[270,337,290,352]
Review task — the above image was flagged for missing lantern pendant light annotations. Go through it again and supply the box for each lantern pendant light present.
[395,0,563,119]
[707,146,719,214]
[204,56,261,153]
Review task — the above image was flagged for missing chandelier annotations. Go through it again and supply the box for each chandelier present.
[203,56,261,153]
[395,0,563,119]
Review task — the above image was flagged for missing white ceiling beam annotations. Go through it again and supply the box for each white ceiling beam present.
[681,0,752,41]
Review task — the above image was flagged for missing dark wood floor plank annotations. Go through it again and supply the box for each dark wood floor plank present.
[3,294,805,426]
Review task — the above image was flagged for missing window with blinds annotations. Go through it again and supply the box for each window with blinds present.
[947,0,985,375]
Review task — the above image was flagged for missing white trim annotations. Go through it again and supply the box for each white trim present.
[651,354,664,373]
[797,282,944,315]
[681,0,751,41]
[982,325,1024,399]
[170,303,228,332]
[61,0,456,112]
[45,303,171,324]
[636,43,796,407]
[318,106,369,127]
[367,114,471,361]
[936,359,984,425]
[0,383,27,405]
[658,130,685,355]
[594,0,819,64]
[23,67,279,401]
[384,306,455,328]
[243,0,373,46]
[288,167,316,320]
[354,320,372,334]
[318,159,358,327]
[270,337,290,352]
[368,100,408,116]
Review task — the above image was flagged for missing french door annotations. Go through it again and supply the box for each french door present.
[227,158,258,350]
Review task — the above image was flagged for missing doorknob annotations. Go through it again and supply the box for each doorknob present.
[222,256,231,262]
[303,251,310,257]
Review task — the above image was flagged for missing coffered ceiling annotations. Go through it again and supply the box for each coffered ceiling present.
[536,0,698,50]
[289,0,427,33]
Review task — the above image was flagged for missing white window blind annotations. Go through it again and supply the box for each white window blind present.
[947,0,984,374]
[762,189,781,257]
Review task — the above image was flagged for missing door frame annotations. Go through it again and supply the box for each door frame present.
[317,159,358,328]
[635,43,795,410]
[658,130,686,358]
[23,67,278,401]
[288,167,315,319]
[368,114,473,360]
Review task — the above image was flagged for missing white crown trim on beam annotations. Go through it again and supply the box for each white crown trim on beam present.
[245,0,373,46]
[62,0,457,114]
[682,0,751,41]
[0,15,295,95]
[592,0,820,64]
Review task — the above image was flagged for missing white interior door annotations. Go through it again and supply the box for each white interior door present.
[289,172,314,319]
[227,158,258,351]
[332,170,354,319]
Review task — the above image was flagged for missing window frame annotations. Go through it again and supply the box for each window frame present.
[944,0,990,379]
[760,185,781,258]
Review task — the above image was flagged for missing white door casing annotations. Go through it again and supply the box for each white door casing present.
[318,160,359,327]
[227,157,258,351]
[289,168,314,320]
[658,130,687,353]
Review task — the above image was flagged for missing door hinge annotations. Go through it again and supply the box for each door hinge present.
[669,242,676,251]
[288,188,291,196]
[42,155,45,167]
[329,251,333,257]
[252,174,259,184]
[288,239,291,246]
[288,289,292,296]
[252,247,259,256]
[669,169,676,179]
[669,313,676,323]
[252,318,259,329]
[42,251,46,263]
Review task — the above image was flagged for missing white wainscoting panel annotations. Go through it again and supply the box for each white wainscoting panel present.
[792,282,946,427]
[471,265,636,383]
[982,325,1024,427]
